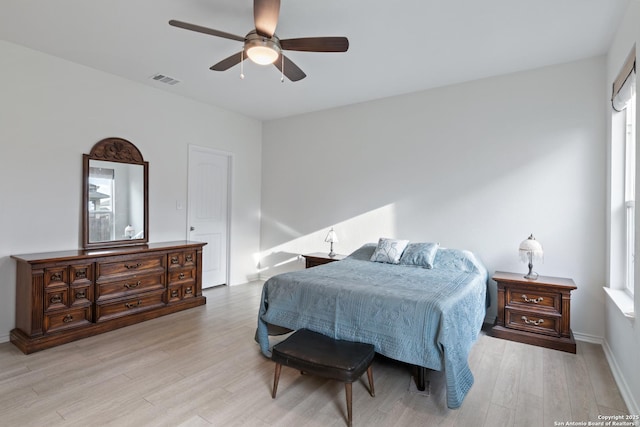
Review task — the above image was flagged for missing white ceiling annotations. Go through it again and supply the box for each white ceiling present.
[0,0,629,121]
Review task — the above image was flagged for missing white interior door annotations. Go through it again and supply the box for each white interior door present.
[188,146,230,288]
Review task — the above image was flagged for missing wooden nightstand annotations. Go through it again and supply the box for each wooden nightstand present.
[491,271,577,353]
[302,252,346,268]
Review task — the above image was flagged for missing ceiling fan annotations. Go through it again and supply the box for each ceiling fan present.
[169,0,349,82]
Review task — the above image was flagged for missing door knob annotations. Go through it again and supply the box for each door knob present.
[190,226,195,231]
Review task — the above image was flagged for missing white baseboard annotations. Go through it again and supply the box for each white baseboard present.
[573,331,603,345]
[0,332,10,344]
[245,273,262,283]
[602,338,640,415]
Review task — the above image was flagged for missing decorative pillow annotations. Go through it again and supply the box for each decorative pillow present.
[399,242,439,269]
[370,238,410,264]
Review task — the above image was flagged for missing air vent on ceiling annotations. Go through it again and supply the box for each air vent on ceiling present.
[151,74,180,85]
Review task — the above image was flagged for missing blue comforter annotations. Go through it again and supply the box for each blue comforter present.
[256,244,488,409]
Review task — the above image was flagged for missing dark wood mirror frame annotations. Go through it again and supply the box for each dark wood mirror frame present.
[82,137,149,249]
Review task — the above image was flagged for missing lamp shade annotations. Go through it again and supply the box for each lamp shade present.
[519,234,543,263]
[325,228,338,243]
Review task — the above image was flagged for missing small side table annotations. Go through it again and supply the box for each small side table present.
[303,252,346,268]
[491,271,577,353]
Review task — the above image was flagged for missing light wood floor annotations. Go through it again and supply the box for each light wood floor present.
[0,282,629,427]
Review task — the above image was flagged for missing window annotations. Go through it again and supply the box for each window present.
[624,90,636,295]
[612,47,636,298]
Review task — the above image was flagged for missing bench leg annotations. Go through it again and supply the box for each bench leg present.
[345,382,353,427]
[415,366,426,391]
[366,365,375,397]
[272,363,282,399]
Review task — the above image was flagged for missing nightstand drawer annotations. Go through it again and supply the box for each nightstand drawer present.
[505,308,561,337]
[506,287,561,313]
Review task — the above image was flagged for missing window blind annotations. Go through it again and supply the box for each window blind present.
[612,45,636,112]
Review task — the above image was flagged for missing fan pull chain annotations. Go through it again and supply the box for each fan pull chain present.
[240,50,245,80]
[281,55,284,83]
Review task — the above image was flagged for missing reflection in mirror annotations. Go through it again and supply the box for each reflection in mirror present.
[83,138,149,249]
[88,160,145,243]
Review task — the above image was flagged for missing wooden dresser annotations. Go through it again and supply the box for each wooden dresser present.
[491,271,577,353]
[11,241,206,354]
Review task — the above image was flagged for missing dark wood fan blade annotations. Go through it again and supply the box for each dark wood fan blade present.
[280,37,349,52]
[169,20,244,42]
[273,54,306,82]
[254,0,280,37]
[210,51,246,71]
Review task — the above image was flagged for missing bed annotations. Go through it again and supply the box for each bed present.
[256,242,488,409]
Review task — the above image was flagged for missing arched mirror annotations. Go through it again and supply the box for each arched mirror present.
[82,138,149,249]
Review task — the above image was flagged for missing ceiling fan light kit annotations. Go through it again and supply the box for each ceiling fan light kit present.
[245,32,281,65]
[169,0,348,82]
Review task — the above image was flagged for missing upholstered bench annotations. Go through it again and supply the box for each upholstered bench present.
[271,329,375,427]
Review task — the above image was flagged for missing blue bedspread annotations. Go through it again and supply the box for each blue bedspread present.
[256,244,488,409]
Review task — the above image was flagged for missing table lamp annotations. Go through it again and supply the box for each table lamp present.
[325,228,339,257]
[519,234,543,280]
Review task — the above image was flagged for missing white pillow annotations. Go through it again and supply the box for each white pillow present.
[370,238,410,264]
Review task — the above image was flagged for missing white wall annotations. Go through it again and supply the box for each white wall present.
[261,57,606,342]
[0,41,263,342]
[605,0,640,416]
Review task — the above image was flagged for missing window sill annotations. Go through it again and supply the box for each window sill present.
[604,287,635,320]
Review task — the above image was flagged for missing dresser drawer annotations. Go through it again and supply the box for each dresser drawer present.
[168,268,195,286]
[70,264,93,285]
[506,287,560,313]
[44,267,68,288]
[44,264,94,288]
[44,286,69,312]
[96,273,165,301]
[505,308,561,337]
[95,290,165,322]
[168,251,196,269]
[96,255,165,279]
[167,283,196,303]
[70,284,93,307]
[43,307,92,333]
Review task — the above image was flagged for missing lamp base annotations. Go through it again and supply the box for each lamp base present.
[524,263,538,280]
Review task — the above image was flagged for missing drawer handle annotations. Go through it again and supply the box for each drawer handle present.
[171,256,179,264]
[521,316,544,326]
[125,300,142,309]
[522,294,543,304]
[75,290,86,299]
[184,287,193,295]
[124,263,142,270]
[50,295,62,304]
[179,273,185,280]
[185,254,193,262]
[51,272,62,281]
[124,281,141,289]
[75,270,87,279]
[63,314,74,323]
[171,290,179,297]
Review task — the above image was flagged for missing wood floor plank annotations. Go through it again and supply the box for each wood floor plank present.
[543,347,572,425]
[579,340,628,412]
[0,281,629,427]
